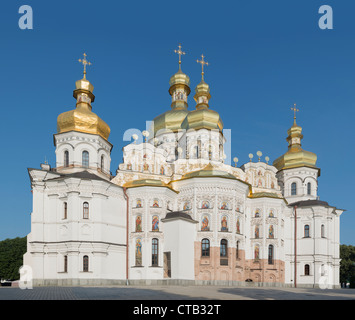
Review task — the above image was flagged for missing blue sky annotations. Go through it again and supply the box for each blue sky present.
[0,0,354,245]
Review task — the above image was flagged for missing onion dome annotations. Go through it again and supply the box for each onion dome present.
[57,54,110,141]
[273,108,318,173]
[153,45,191,135]
[181,54,223,131]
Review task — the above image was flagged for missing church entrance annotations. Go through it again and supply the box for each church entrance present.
[163,252,171,278]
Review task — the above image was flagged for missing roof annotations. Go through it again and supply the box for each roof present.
[161,211,198,224]
[288,199,330,208]
[46,170,110,183]
[123,178,178,193]
[180,163,238,181]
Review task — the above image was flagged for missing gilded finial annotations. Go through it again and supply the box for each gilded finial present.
[291,103,299,125]
[78,53,92,79]
[174,44,186,70]
[196,54,209,81]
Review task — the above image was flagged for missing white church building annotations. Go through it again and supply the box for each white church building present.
[24,49,344,288]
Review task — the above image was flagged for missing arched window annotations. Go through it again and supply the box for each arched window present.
[304,224,310,238]
[63,202,67,219]
[307,182,311,195]
[220,239,228,265]
[305,264,310,276]
[83,202,89,219]
[83,255,89,272]
[82,151,89,168]
[321,224,325,238]
[152,238,159,267]
[201,239,210,257]
[268,245,274,265]
[64,151,69,167]
[100,155,105,172]
[291,182,297,196]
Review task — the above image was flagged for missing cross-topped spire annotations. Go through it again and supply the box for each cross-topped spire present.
[291,103,299,125]
[197,54,209,80]
[174,44,186,70]
[78,53,92,79]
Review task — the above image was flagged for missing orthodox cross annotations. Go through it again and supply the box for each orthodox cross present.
[291,103,299,124]
[196,54,209,80]
[78,53,92,79]
[174,44,186,69]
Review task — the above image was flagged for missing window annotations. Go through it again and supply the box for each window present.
[152,238,159,267]
[268,245,274,265]
[100,155,105,172]
[321,224,325,238]
[307,182,311,195]
[236,241,240,259]
[64,255,68,273]
[64,151,69,167]
[82,151,89,168]
[220,239,228,265]
[64,202,67,219]
[304,224,310,238]
[83,255,89,272]
[305,264,310,276]
[201,239,210,257]
[194,146,199,159]
[291,182,297,196]
[83,202,89,219]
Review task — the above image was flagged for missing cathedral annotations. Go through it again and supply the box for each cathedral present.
[24,47,344,288]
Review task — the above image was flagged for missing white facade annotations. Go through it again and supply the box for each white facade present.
[25,70,344,288]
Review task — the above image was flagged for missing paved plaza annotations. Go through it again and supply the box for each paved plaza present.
[0,285,354,300]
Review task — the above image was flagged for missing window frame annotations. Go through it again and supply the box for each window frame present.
[83,202,89,219]
[82,150,89,168]
[291,182,297,196]
[83,255,89,272]
[268,245,274,265]
[201,238,210,257]
[152,238,159,267]
[304,224,310,238]
[64,150,69,167]
[63,202,67,220]
[307,182,312,195]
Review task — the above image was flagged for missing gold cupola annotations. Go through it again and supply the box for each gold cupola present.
[181,54,223,131]
[153,44,191,135]
[273,105,318,173]
[57,53,110,141]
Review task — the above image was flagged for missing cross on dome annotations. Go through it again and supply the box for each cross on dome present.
[78,53,92,79]
[197,54,209,80]
[291,103,299,125]
[174,44,186,69]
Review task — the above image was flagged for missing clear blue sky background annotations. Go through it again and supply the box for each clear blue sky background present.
[0,0,354,245]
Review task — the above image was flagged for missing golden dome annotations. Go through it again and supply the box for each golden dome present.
[273,120,318,173]
[153,108,190,134]
[169,69,191,94]
[153,68,191,135]
[181,163,237,180]
[181,79,223,131]
[57,76,110,141]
